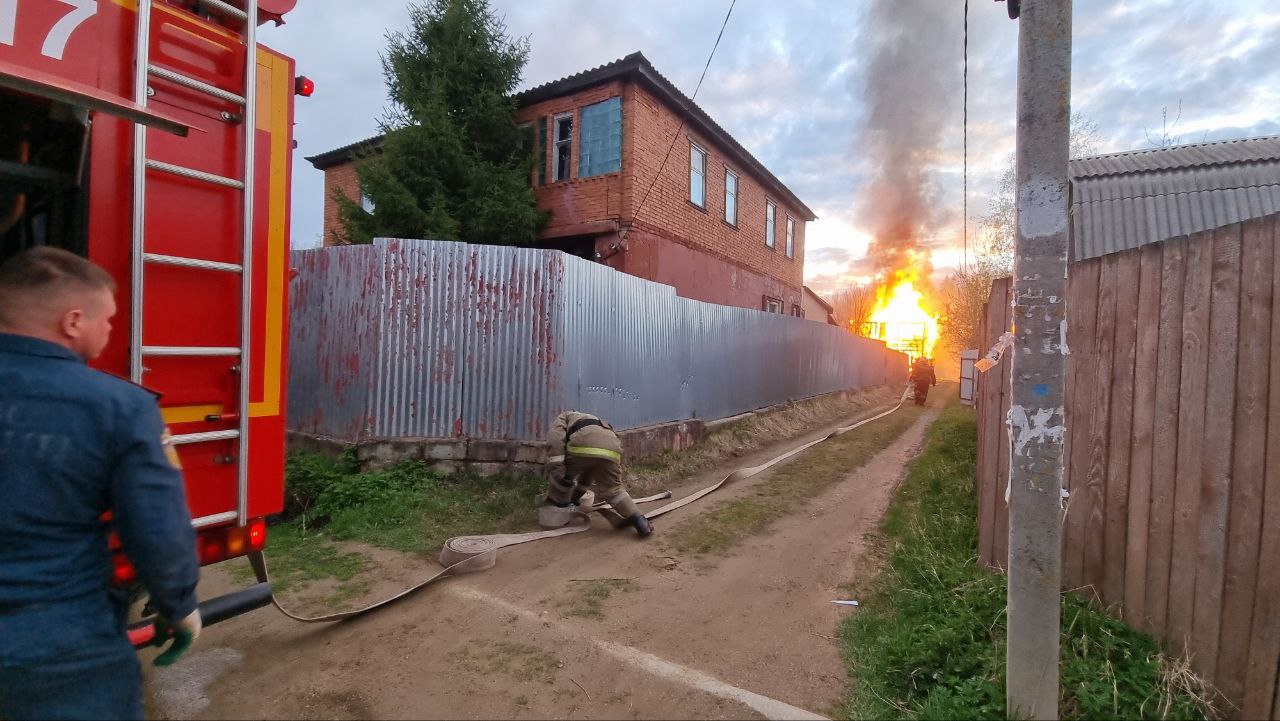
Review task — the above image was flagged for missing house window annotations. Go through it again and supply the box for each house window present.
[724,168,738,225]
[360,192,375,213]
[763,296,783,314]
[785,216,795,258]
[578,97,622,178]
[765,200,776,248]
[689,142,706,207]
[791,304,803,318]
[553,113,574,182]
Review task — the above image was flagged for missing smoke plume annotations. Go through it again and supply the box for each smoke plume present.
[854,1,957,286]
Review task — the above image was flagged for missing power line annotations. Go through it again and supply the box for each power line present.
[615,0,736,250]
[963,0,969,273]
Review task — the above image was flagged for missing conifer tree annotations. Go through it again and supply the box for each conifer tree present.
[338,0,546,246]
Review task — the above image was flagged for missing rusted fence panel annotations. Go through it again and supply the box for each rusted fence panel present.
[290,238,908,444]
[974,212,1280,716]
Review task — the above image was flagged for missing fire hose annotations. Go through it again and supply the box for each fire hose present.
[137,388,911,634]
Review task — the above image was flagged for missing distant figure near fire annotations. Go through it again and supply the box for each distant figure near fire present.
[910,357,937,406]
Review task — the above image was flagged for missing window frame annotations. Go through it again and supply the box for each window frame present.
[785,215,796,258]
[763,296,783,314]
[689,141,707,208]
[552,112,574,183]
[536,116,548,186]
[723,167,738,226]
[764,199,776,249]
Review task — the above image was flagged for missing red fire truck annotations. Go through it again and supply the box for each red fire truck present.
[0,0,307,639]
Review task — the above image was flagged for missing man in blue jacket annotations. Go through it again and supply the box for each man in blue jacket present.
[0,247,201,720]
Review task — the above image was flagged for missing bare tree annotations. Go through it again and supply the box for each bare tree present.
[938,256,1008,356]
[829,284,878,335]
[1145,101,1183,148]
[977,112,1101,269]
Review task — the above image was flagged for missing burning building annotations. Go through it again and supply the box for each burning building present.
[848,1,954,361]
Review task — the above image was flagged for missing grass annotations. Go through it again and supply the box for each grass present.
[284,451,546,554]
[838,400,1215,720]
[449,640,561,685]
[665,400,925,557]
[231,522,363,594]
[558,579,639,619]
[236,453,547,601]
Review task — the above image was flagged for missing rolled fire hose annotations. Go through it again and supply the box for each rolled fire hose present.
[250,389,910,624]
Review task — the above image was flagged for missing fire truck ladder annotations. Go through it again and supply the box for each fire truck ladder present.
[129,0,259,529]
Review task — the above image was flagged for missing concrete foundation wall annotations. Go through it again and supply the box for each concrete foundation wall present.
[288,384,891,475]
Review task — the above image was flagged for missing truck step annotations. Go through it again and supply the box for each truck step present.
[200,0,249,21]
[142,346,241,356]
[146,160,244,189]
[171,430,240,446]
[148,65,245,105]
[144,252,243,273]
[191,511,240,529]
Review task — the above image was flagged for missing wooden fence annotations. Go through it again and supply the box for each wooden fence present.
[975,213,1280,718]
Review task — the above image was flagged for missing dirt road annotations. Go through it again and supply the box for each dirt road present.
[145,396,943,720]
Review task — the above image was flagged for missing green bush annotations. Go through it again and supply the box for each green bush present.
[282,448,359,520]
[279,452,545,554]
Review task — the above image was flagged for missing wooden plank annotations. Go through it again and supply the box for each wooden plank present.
[1125,242,1163,631]
[977,280,1000,568]
[1083,254,1119,603]
[1064,260,1101,592]
[1145,237,1187,641]
[981,280,1002,569]
[1190,224,1242,682]
[1243,215,1280,720]
[1104,249,1141,609]
[1218,216,1274,709]
[1168,227,1214,659]
[994,278,1013,571]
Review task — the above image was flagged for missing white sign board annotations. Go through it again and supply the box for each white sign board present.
[960,349,978,405]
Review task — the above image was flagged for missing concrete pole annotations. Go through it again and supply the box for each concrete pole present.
[1006,0,1072,718]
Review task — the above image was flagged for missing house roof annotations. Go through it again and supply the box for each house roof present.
[801,285,834,314]
[305,52,816,221]
[305,133,385,170]
[1068,135,1280,261]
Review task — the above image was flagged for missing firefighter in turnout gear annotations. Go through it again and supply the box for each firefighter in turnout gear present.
[909,357,937,406]
[544,411,653,538]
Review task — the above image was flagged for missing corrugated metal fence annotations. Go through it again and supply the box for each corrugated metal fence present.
[289,238,908,443]
[975,213,1280,719]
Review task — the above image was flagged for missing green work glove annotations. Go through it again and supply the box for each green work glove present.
[152,609,202,666]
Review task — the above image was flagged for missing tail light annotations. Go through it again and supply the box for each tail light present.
[247,518,267,550]
[195,520,269,565]
[111,520,269,584]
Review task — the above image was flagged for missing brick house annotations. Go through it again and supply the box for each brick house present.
[307,52,816,313]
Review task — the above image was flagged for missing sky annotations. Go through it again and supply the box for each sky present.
[263,0,1280,296]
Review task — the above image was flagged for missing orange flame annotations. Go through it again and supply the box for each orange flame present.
[863,270,939,361]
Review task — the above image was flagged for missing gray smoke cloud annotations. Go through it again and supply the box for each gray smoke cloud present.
[854,1,958,284]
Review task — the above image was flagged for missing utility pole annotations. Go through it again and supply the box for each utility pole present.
[1005,0,1072,718]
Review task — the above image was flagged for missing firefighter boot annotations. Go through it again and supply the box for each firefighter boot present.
[539,477,581,528]
[629,513,653,538]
